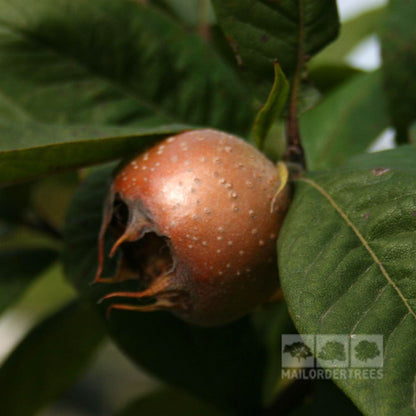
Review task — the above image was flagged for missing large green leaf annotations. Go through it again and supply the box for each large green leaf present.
[344,146,416,170]
[381,0,416,142]
[0,0,252,133]
[0,248,57,315]
[252,301,296,406]
[211,0,339,98]
[301,71,390,170]
[62,166,268,415]
[117,388,226,416]
[0,122,187,185]
[312,7,385,67]
[309,7,384,92]
[308,64,363,93]
[278,151,416,416]
[0,301,105,416]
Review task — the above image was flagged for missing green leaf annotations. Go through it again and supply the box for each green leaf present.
[301,71,390,170]
[0,122,187,185]
[0,248,57,315]
[252,301,296,406]
[312,7,385,67]
[278,156,416,416]
[308,64,363,93]
[0,301,105,416]
[344,146,416,171]
[117,388,226,416]
[63,166,267,415]
[381,0,416,142]
[0,0,253,133]
[212,0,339,99]
[252,61,289,149]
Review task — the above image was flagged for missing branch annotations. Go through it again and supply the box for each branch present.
[283,0,307,172]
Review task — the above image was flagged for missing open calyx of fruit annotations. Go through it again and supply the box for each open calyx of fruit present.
[95,129,290,326]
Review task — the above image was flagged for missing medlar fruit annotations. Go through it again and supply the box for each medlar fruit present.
[95,129,289,326]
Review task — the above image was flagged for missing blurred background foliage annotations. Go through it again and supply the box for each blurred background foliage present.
[0,0,409,415]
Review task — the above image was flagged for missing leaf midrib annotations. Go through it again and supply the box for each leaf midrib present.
[301,177,416,321]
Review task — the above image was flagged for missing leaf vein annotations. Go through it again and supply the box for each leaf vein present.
[301,177,416,320]
[350,283,389,334]
[319,264,373,325]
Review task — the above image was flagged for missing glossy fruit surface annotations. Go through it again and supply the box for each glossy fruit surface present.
[96,129,290,326]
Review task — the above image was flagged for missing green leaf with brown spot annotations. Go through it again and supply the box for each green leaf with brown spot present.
[279,150,416,415]
[0,0,253,132]
[212,0,339,99]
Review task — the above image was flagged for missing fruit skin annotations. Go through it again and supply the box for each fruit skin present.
[96,129,290,326]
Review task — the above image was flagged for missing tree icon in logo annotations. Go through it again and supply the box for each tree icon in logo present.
[283,341,313,362]
[354,340,381,362]
[318,340,346,362]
